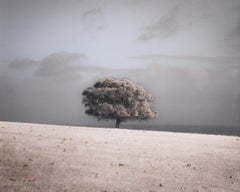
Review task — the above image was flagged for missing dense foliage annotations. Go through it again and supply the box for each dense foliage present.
[82,78,158,128]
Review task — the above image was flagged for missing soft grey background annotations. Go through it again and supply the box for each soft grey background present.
[0,0,239,128]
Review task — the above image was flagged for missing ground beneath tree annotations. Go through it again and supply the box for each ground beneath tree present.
[0,121,239,192]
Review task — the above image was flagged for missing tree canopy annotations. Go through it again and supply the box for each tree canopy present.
[82,78,158,128]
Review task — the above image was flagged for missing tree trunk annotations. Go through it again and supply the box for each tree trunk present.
[115,118,122,128]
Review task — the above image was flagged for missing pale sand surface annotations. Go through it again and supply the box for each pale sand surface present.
[0,121,239,192]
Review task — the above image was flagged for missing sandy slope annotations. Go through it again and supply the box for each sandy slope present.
[0,121,239,192]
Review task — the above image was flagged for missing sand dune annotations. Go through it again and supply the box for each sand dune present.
[0,121,239,192]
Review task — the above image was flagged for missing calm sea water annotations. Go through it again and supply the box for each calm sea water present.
[4,120,240,137]
[122,124,240,137]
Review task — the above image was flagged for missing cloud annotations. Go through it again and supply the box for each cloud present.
[82,8,103,21]
[136,0,240,54]
[8,58,38,69]
[7,51,137,81]
[137,5,179,41]
[130,54,240,68]
[8,51,87,80]
[34,52,86,80]
[81,8,107,31]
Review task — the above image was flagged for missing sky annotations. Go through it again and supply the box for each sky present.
[0,0,240,127]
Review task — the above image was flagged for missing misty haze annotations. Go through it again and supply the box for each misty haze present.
[0,0,240,134]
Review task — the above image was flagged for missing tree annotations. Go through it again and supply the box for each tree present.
[82,78,158,128]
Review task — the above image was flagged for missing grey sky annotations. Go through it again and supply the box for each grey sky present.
[1,0,239,64]
[0,0,240,127]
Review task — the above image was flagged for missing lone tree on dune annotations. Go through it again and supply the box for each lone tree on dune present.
[82,78,158,128]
